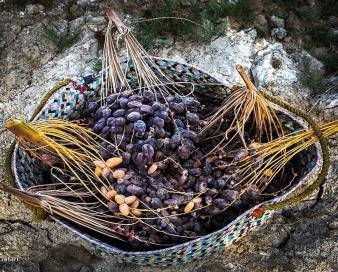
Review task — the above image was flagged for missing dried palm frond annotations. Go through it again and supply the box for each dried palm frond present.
[5,119,120,205]
[201,65,283,151]
[1,178,206,244]
[0,181,133,241]
[197,120,337,216]
[100,6,182,102]
[101,9,130,101]
[232,120,338,195]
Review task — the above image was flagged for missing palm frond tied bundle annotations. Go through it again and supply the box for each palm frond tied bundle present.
[201,65,283,153]
[3,6,338,252]
[101,6,182,104]
[5,119,121,205]
[213,121,338,202]
[241,120,338,191]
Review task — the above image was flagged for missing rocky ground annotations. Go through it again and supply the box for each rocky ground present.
[0,1,337,271]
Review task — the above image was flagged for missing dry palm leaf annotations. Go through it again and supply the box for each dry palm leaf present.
[0,181,136,242]
[5,119,121,205]
[201,65,283,153]
[1,179,206,244]
[232,120,338,195]
[199,120,337,215]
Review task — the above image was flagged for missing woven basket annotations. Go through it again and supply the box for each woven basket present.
[9,58,323,266]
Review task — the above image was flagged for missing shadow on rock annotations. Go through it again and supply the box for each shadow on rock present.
[39,244,100,272]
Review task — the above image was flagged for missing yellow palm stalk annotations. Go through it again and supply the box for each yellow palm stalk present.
[5,118,120,206]
[234,120,338,194]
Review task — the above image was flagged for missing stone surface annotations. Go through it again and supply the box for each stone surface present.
[270,15,285,28]
[271,27,287,40]
[0,3,337,272]
[161,29,258,85]
[255,14,269,37]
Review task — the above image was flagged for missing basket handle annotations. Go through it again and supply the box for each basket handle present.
[30,79,70,122]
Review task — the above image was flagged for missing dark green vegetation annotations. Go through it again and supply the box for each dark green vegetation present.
[300,59,325,96]
[133,0,252,51]
[280,0,338,76]
[206,0,252,26]
[42,23,83,51]
[309,24,338,74]
[92,55,102,73]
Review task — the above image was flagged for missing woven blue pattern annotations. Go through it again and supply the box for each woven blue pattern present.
[39,78,99,120]
[15,148,45,188]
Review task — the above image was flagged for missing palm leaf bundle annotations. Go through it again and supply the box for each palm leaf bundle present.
[101,6,182,103]
[200,65,283,154]
[5,119,121,205]
[224,120,338,199]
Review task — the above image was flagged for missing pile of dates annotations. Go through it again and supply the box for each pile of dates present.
[81,89,262,249]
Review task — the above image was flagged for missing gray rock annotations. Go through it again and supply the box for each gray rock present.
[180,0,197,6]
[271,230,289,248]
[69,4,84,18]
[0,262,40,272]
[85,15,106,32]
[271,27,287,40]
[76,0,97,5]
[39,244,99,272]
[270,15,285,28]
[49,20,69,34]
[298,51,325,74]
[161,29,257,85]
[25,4,45,15]
[0,26,97,124]
[328,220,338,229]
[316,94,338,121]
[252,43,299,89]
[255,15,269,37]
[70,17,85,32]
